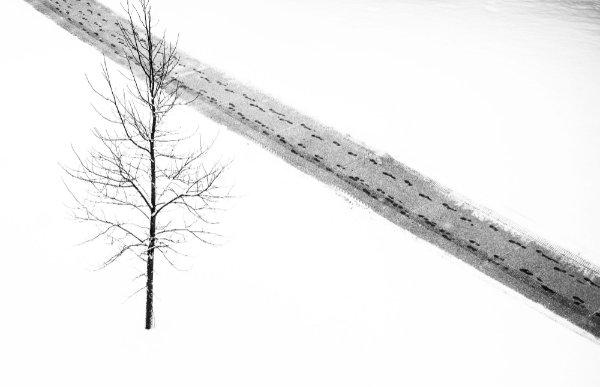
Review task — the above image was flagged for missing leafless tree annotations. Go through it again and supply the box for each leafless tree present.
[64,0,227,329]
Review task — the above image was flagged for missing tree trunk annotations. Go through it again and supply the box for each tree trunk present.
[146,135,157,329]
[145,241,154,329]
[146,27,157,330]
[146,102,157,329]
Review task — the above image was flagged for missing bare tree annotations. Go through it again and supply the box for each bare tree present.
[64,0,227,329]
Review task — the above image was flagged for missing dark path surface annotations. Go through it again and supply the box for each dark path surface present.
[23,0,600,340]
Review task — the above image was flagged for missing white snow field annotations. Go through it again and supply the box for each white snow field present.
[20,0,600,337]
[2,0,600,386]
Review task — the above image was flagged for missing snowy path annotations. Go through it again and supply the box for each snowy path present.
[22,0,600,339]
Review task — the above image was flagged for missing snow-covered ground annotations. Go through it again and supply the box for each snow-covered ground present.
[2,0,600,386]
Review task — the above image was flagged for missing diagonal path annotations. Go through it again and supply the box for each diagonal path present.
[22,0,600,340]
